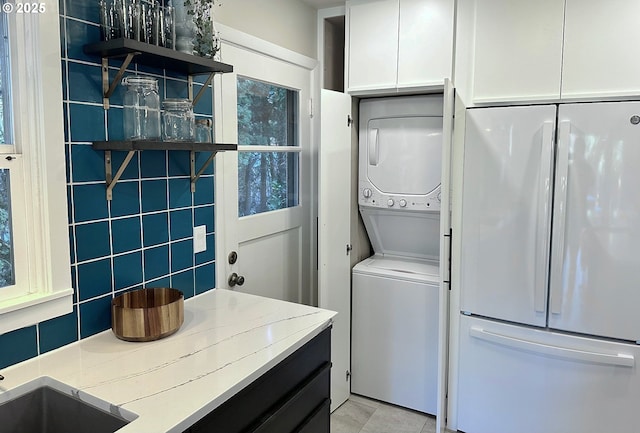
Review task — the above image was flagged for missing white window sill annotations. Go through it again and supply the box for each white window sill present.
[0,289,74,334]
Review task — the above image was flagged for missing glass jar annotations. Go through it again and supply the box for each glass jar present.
[122,76,161,140]
[162,98,194,141]
[194,118,212,143]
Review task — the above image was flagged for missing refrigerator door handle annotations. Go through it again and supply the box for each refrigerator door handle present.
[470,327,635,367]
[368,128,379,166]
[534,121,554,313]
[550,120,571,315]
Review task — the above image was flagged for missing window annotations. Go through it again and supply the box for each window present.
[237,77,300,217]
[0,3,73,334]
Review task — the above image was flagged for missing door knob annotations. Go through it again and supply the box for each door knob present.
[228,251,238,265]
[228,272,246,287]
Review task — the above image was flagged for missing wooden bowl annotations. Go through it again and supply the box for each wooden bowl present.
[111,288,184,342]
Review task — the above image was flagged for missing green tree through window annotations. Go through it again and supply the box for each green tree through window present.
[237,78,299,217]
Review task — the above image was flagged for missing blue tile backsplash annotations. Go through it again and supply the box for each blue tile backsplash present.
[0,1,217,369]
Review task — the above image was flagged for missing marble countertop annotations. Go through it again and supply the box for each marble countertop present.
[0,289,336,433]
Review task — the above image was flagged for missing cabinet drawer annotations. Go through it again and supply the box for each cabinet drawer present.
[297,400,330,433]
[187,327,331,433]
[252,364,330,433]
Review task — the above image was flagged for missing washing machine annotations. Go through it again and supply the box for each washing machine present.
[351,95,442,415]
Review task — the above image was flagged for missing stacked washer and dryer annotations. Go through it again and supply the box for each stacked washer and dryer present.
[351,95,442,415]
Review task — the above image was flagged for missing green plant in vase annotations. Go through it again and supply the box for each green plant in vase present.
[184,0,221,58]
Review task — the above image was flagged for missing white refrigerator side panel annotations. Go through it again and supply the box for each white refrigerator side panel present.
[457,315,640,433]
[549,101,640,342]
[460,105,556,326]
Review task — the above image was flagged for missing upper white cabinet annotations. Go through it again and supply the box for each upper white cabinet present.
[463,0,640,105]
[470,0,564,103]
[561,0,640,100]
[346,0,453,95]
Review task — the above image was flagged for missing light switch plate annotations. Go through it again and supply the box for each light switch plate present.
[193,225,207,253]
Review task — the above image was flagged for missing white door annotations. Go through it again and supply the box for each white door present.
[318,89,352,412]
[346,0,399,93]
[562,0,640,99]
[460,105,556,327]
[471,0,564,103]
[217,44,313,304]
[549,102,640,342]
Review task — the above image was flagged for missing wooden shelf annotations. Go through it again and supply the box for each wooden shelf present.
[83,38,233,109]
[83,38,233,75]
[92,141,237,200]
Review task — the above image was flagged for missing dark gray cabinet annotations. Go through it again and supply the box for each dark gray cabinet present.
[185,327,331,433]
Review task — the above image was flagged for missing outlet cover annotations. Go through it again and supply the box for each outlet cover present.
[194,225,207,253]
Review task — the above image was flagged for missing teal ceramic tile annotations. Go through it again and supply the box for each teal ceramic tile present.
[194,175,214,205]
[73,184,108,222]
[66,19,101,64]
[142,212,169,247]
[195,234,215,265]
[168,150,190,176]
[114,251,143,290]
[59,17,66,59]
[170,209,192,240]
[80,295,112,338]
[140,150,167,178]
[61,60,68,100]
[195,150,215,175]
[143,245,169,280]
[39,306,79,354]
[71,144,104,182]
[146,276,170,289]
[169,178,192,209]
[69,102,105,142]
[77,258,112,301]
[111,150,139,180]
[195,263,215,295]
[171,239,193,273]
[68,62,103,104]
[0,326,38,369]
[165,78,189,99]
[65,142,72,183]
[172,269,194,299]
[111,216,142,254]
[194,205,214,233]
[141,179,168,212]
[66,0,100,24]
[68,226,76,264]
[107,107,125,141]
[110,181,141,217]
[193,84,213,115]
[75,221,110,261]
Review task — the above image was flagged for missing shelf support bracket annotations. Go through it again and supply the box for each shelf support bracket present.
[105,150,136,200]
[102,52,138,110]
[190,150,217,193]
[188,72,216,107]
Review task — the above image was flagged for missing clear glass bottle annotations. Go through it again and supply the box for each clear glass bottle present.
[162,98,194,141]
[194,118,212,143]
[122,76,161,140]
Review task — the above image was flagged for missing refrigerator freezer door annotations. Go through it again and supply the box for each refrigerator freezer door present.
[460,105,556,327]
[457,315,639,433]
[549,101,640,342]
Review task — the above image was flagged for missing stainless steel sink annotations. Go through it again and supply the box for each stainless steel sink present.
[0,376,137,433]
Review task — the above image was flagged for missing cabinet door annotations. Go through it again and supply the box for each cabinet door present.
[397,0,453,90]
[562,0,640,99]
[471,0,564,103]
[347,0,399,93]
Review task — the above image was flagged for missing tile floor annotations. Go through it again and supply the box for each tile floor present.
[330,394,437,433]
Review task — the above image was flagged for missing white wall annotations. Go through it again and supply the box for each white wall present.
[215,0,318,59]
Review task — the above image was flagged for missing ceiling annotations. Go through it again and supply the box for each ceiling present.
[300,0,345,9]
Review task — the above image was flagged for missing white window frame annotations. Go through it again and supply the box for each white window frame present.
[0,0,73,334]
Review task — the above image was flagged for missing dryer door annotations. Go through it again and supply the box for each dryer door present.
[365,116,442,196]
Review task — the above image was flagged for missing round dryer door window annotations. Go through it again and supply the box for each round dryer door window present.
[365,116,442,196]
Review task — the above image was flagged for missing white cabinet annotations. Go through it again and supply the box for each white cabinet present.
[346,0,453,95]
[470,0,565,103]
[561,0,640,99]
[466,0,640,104]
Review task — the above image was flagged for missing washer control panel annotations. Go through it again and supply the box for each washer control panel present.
[359,182,441,211]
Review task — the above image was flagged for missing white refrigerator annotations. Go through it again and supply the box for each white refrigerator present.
[457,101,640,433]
